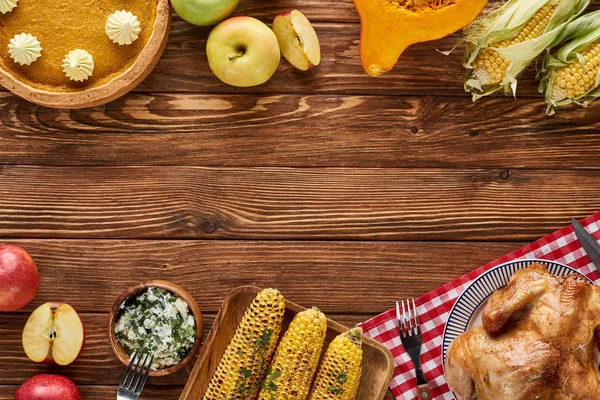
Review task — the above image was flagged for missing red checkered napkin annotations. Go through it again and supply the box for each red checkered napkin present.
[358,212,600,400]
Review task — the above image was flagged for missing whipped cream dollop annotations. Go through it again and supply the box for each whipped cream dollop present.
[62,49,94,82]
[8,33,42,65]
[0,0,18,14]
[106,10,141,45]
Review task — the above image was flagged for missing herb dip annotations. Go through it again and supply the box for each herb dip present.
[115,287,196,369]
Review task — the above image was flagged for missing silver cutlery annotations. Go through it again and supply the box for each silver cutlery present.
[396,299,432,400]
[571,217,600,269]
[117,349,154,400]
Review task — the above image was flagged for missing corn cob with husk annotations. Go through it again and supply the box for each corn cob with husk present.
[308,328,363,400]
[258,307,328,400]
[203,288,286,400]
[540,10,600,114]
[464,0,590,100]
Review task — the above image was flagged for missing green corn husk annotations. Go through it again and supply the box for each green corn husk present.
[464,0,590,100]
[540,10,600,114]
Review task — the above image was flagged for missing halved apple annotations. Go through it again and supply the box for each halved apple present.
[22,303,85,366]
[273,10,321,71]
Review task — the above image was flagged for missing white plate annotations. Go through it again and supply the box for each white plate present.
[441,258,592,369]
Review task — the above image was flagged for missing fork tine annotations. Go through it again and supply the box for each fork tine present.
[400,299,407,334]
[125,349,145,389]
[135,354,154,394]
[131,351,149,391]
[400,300,406,336]
[120,348,139,387]
[412,298,420,335]
[405,299,414,336]
[396,301,405,337]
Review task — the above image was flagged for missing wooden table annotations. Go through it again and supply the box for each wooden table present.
[2,1,600,399]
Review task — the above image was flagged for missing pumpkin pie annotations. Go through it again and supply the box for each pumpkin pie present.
[0,0,171,108]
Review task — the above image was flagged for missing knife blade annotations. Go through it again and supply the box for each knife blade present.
[571,217,600,269]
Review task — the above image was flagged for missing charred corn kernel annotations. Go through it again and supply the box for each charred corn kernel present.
[550,40,600,102]
[471,4,556,86]
[308,328,363,400]
[258,307,327,400]
[203,288,286,400]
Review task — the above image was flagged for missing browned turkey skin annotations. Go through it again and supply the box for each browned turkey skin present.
[445,263,600,400]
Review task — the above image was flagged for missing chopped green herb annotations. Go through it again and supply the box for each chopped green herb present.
[114,287,196,369]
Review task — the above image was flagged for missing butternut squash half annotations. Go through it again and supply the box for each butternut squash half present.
[354,0,488,76]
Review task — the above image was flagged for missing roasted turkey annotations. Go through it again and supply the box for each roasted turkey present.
[445,263,600,400]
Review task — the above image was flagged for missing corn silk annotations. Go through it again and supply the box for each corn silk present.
[464,0,590,100]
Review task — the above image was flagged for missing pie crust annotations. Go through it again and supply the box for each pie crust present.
[0,0,171,108]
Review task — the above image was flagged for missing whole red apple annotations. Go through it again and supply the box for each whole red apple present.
[0,244,39,311]
[15,374,81,400]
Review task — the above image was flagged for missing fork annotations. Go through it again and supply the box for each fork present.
[117,349,154,400]
[396,299,432,400]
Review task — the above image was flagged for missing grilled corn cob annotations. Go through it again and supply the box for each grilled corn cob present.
[464,0,590,100]
[541,10,600,114]
[308,328,363,400]
[258,307,327,400]
[203,288,286,400]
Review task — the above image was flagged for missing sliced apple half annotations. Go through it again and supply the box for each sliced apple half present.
[22,302,85,366]
[273,10,321,71]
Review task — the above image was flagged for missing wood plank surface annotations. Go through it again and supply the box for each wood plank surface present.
[0,21,481,98]
[0,166,598,241]
[0,22,560,97]
[2,93,600,168]
[0,386,182,400]
[2,1,600,398]
[0,313,372,386]
[136,22,543,96]
[3,13,600,99]
[231,0,359,22]
[0,240,521,314]
[0,385,396,400]
[0,239,519,397]
[0,20,508,97]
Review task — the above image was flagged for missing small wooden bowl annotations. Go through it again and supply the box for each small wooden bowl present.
[108,280,203,377]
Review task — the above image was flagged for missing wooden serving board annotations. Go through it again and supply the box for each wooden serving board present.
[179,286,394,400]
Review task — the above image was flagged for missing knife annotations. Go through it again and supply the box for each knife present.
[571,218,600,269]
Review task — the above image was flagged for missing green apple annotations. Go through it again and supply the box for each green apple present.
[207,17,281,87]
[170,0,239,27]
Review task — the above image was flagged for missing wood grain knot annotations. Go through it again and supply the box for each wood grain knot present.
[499,169,511,181]
[410,126,419,134]
[201,221,216,234]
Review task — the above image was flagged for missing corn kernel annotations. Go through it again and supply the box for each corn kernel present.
[472,4,557,86]
[308,328,363,400]
[203,289,286,400]
[258,308,327,400]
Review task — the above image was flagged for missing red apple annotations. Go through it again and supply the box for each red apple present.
[273,10,321,71]
[22,303,85,366]
[15,374,81,400]
[0,244,39,311]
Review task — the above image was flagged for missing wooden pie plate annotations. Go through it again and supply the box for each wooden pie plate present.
[0,0,171,109]
[179,286,395,400]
